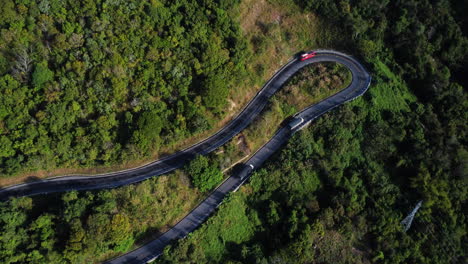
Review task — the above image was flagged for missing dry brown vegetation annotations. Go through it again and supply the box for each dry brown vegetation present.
[218,62,351,168]
[244,62,351,151]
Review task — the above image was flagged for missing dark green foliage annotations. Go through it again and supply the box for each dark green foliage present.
[0,0,249,176]
[131,109,163,155]
[297,0,468,94]
[185,155,223,192]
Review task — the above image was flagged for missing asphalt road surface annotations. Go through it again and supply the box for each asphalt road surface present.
[0,50,371,263]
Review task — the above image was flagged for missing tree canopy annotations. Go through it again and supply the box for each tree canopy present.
[185,155,223,192]
[0,0,249,177]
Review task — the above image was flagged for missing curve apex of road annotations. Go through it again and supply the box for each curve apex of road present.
[105,50,371,264]
[0,50,371,264]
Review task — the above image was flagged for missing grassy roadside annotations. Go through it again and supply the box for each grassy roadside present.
[93,169,205,263]
[243,62,351,152]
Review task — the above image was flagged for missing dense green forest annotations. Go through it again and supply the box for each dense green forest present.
[0,0,467,263]
[0,0,249,177]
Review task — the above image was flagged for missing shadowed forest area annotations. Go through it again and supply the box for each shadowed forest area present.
[0,0,467,263]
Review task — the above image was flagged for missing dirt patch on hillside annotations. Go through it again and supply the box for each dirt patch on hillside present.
[240,0,268,33]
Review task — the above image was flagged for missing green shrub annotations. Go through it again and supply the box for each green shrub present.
[32,61,54,89]
[185,155,223,192]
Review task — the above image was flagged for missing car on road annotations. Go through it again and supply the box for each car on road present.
[300,51,316,61]
[237,164,254,180]
[288,116,304,130]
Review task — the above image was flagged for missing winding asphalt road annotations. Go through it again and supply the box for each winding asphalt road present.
[0,50,371,263]
[105,50,371,264]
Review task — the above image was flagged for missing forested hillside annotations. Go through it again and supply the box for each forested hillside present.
[159,0,468,263]
[0,0,467,263]
[0,0,249,178]
[0,60,354,264]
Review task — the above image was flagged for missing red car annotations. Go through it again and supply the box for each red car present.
[300,52,316,61]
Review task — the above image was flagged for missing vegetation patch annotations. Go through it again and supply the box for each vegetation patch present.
[184,155,223,192]
[244,62,351,151]
[0,170,202,263]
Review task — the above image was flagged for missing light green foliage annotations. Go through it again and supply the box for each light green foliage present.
[32,61,54,89]
[0,1,18,27]
[0,197,32,263]
[0,0,248,176]
[0,136,15,158]
[185,155,223,192]
[366,60,416,112]
[160,193,256,263]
